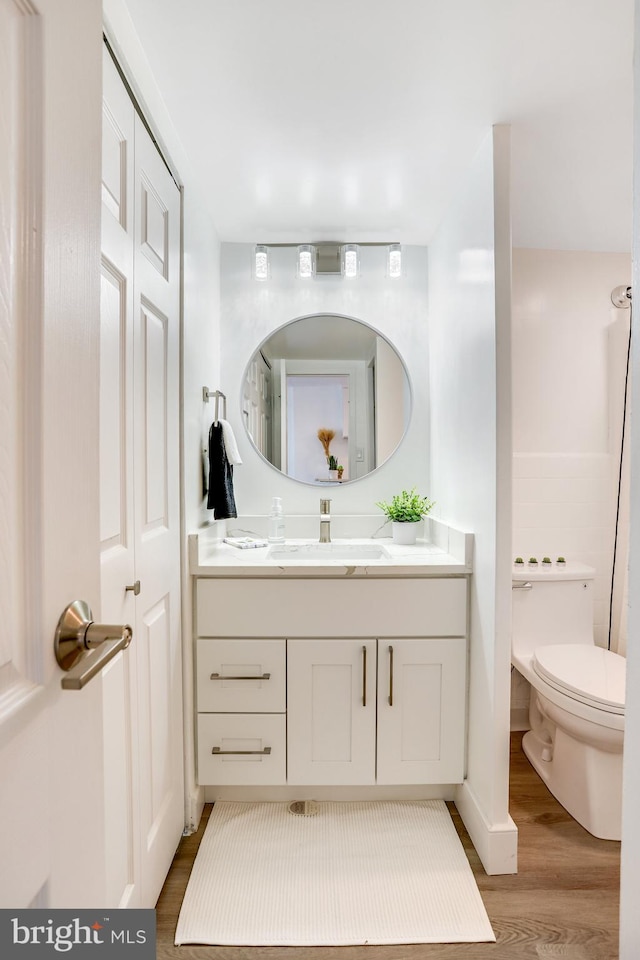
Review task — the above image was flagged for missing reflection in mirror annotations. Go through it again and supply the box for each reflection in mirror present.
[242,314,411,485]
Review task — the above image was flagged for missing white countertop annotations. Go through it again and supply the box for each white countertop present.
[189,530,472,578]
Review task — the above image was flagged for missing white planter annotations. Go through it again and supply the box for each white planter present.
[391,521,419,545]
[328,470,338,480]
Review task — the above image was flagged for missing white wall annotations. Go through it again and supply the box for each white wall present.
[428,127,516,874]
[512,249,631,652]
[219,243,429,519]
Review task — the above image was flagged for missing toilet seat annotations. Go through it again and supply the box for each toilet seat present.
[533,644,625,715]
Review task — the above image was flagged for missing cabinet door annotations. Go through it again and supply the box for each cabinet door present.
[376,638,466,784]
[288,639,376,785]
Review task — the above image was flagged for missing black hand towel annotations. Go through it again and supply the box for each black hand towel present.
[207,422,238,519]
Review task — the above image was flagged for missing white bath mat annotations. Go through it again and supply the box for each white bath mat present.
[175,800,495,946]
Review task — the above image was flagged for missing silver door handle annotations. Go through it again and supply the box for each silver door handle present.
[512,581,533,590]
[54,600,132,690]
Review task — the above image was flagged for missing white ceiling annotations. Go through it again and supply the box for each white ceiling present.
[122,0,634,251]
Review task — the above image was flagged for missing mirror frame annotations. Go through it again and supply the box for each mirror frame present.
[240,312,413,486]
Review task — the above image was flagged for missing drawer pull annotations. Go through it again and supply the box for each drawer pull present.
[209,672,271,681]
[388,644,394,706]
[212,746,272,756]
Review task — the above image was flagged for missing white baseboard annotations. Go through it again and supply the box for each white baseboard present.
[455,780,518,875]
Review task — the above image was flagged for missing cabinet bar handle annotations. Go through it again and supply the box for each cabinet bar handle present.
[362,645,367,707]
[209,672,271,681]
[211,746,271,756]
[388,644,394,706]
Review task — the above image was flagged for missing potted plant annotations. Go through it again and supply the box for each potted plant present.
[328,455,338,479]
[337,464,344,480]
[375,488,434,545]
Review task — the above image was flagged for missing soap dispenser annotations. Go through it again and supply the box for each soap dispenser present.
[268,497,285,543]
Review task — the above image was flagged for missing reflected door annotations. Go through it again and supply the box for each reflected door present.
[286,375,350,483]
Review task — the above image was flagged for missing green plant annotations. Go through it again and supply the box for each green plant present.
[375,487,434,523]
[328,455,338,470]
[514,557,524,564]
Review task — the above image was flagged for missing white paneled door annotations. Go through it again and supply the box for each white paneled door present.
[101,47,183,908]
[0,0,107,908]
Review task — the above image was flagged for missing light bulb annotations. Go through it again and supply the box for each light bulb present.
[297,244,314,279]
[254,245,269,281]
[388,243,402,279]
[342,244,359,279]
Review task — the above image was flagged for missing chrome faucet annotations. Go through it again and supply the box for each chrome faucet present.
[319,498,331,543]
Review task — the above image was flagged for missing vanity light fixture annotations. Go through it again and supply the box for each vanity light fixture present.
[297,244,315,279]
[387,243,402,279]
[342,243,359,279]
[254,244,269,281]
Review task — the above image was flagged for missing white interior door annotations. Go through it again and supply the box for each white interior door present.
[0,0,107,908]
[101,47,184,908]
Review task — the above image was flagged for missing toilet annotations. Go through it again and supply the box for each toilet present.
[511,561,625,841]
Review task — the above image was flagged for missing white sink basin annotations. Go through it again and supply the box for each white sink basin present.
[267,542,390,561]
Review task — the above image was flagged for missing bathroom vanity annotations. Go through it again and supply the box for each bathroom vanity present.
[189,520,472,799]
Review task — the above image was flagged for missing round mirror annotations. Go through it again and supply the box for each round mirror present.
[241,314,411,485]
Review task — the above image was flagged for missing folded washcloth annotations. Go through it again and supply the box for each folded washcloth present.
[218,418,243,465]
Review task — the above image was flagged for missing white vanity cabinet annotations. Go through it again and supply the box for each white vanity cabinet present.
[287,637,466,785]
[194,576,468,790]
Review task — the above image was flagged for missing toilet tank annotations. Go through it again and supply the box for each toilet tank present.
[512,561,595,658]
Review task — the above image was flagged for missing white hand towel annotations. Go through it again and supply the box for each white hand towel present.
[218,418,243,465]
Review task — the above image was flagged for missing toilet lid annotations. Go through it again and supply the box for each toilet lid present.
[533,644,625,714]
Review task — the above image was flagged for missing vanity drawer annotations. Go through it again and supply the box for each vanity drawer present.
[197,713,286,785]
[196,578,468,638]
[197,639,286,713]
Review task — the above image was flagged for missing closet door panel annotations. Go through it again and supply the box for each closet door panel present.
[133,112,184,908]
[100,48,183,909]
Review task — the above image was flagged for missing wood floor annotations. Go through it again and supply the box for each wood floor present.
[155,733,620,960]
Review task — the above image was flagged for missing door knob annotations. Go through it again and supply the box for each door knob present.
[54,600,132,690]
[125,580,141,596]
